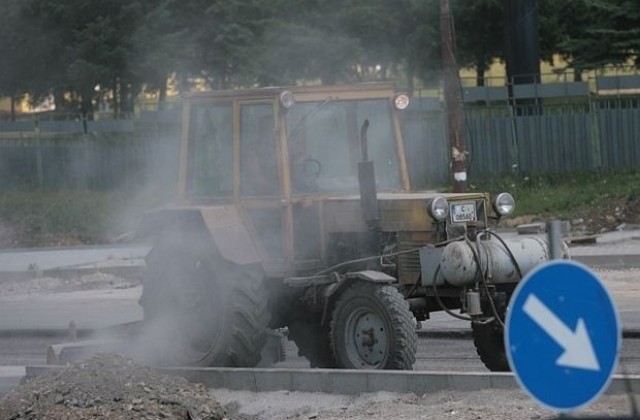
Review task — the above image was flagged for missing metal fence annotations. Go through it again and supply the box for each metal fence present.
[0,129,180,191]
[405,96,640,188]
[1,96,640,191]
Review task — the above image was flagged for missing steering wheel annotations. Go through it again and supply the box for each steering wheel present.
[302,158,322,178]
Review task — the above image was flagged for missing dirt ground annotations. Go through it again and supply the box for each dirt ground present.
[213,388,637,420]
[504,195,640,235]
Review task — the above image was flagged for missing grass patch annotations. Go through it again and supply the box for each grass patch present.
[2,169,640,248]
[469,169,640,221]
[0,184,176,248]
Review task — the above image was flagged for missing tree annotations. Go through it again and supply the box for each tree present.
[185,0,272,89]
[0,0,29,118]
[249,0,360,86]
[559,0,640,72]
[19,0,145,116]
[403,0,443,92]
[0,0,64,117]
[131,0,192,107]
[453,0,503,86]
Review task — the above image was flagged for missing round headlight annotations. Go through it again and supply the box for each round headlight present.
[279,91,296,109]
[427,196,449,221]
[493,192,515,216]
[394,94,410,110]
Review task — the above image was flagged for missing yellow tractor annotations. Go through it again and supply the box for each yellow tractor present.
[138,83,552,371]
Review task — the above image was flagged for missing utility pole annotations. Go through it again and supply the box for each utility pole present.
[440,0,467,193]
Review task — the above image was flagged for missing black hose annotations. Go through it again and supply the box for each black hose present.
[312,235,467,277]
[431,265,474,322]
[480,229,523,279]
[467,237,505,328]
[404,275,421,299]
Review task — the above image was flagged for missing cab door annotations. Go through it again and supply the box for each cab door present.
[237,100,287,270]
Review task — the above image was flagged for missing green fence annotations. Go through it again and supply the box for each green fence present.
[405,96,640,188]
[1,96,640,192]
[0,129,180,191]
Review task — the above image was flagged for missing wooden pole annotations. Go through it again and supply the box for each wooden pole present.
[440,0,467,193]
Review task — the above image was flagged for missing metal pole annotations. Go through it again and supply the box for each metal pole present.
[547,219,563,260]
[440,0,467,192]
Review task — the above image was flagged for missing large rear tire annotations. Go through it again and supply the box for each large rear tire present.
[330,282,417,370]
[140,231,270,367]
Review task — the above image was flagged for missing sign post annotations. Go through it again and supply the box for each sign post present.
[505,260,621,412]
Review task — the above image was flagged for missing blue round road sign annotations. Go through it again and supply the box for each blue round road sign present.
[505,260,620,412]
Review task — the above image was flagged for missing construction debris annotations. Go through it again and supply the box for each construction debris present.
[0,353,227,420]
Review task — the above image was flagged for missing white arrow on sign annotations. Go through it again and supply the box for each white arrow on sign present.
[523,294,600,371]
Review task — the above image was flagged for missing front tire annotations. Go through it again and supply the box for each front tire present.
[141,231,270,367]
[330,282,417,370]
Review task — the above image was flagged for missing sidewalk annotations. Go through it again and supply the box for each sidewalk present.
[0,244,149,282]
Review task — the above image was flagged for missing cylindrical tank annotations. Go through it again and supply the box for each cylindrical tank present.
[439,236,561,287]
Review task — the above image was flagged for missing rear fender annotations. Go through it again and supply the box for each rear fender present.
[138,206,261,266]
[321,270,396,325]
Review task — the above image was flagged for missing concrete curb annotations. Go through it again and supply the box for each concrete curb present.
[23,365,640,396]
[0,367,25,397]
[573,255,640,270]
[0,329,95,338]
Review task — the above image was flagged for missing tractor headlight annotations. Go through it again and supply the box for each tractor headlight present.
[427,196,449,221]
[493,192,515,216]
[394,94,410,110]
[279,90,296,109]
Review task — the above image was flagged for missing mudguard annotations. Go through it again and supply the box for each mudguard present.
[320,270,396,325]
[138,205,261,266]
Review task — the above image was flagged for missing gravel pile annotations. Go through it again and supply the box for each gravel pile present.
[0,353,227,420]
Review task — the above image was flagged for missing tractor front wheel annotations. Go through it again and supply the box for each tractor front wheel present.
[330,282,417,370]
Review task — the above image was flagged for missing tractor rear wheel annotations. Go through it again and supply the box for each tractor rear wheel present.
[330,282,417,370]
[140,231,269,367]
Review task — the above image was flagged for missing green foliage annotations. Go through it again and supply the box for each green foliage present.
[470,169,640,218]
[453,0,503,82]
[559,0,640,70]
[0,185,176,247]
[3,0,640,111]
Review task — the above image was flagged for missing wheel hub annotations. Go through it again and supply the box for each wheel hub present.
[347,309,388,367]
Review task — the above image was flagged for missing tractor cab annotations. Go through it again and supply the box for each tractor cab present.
[180,83,413,276]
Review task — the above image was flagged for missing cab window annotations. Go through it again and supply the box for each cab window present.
[188,103,233,197]
[286,99,400,194]
[240,104,281,196]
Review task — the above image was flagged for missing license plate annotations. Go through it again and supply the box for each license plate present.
[451,202,477,223]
